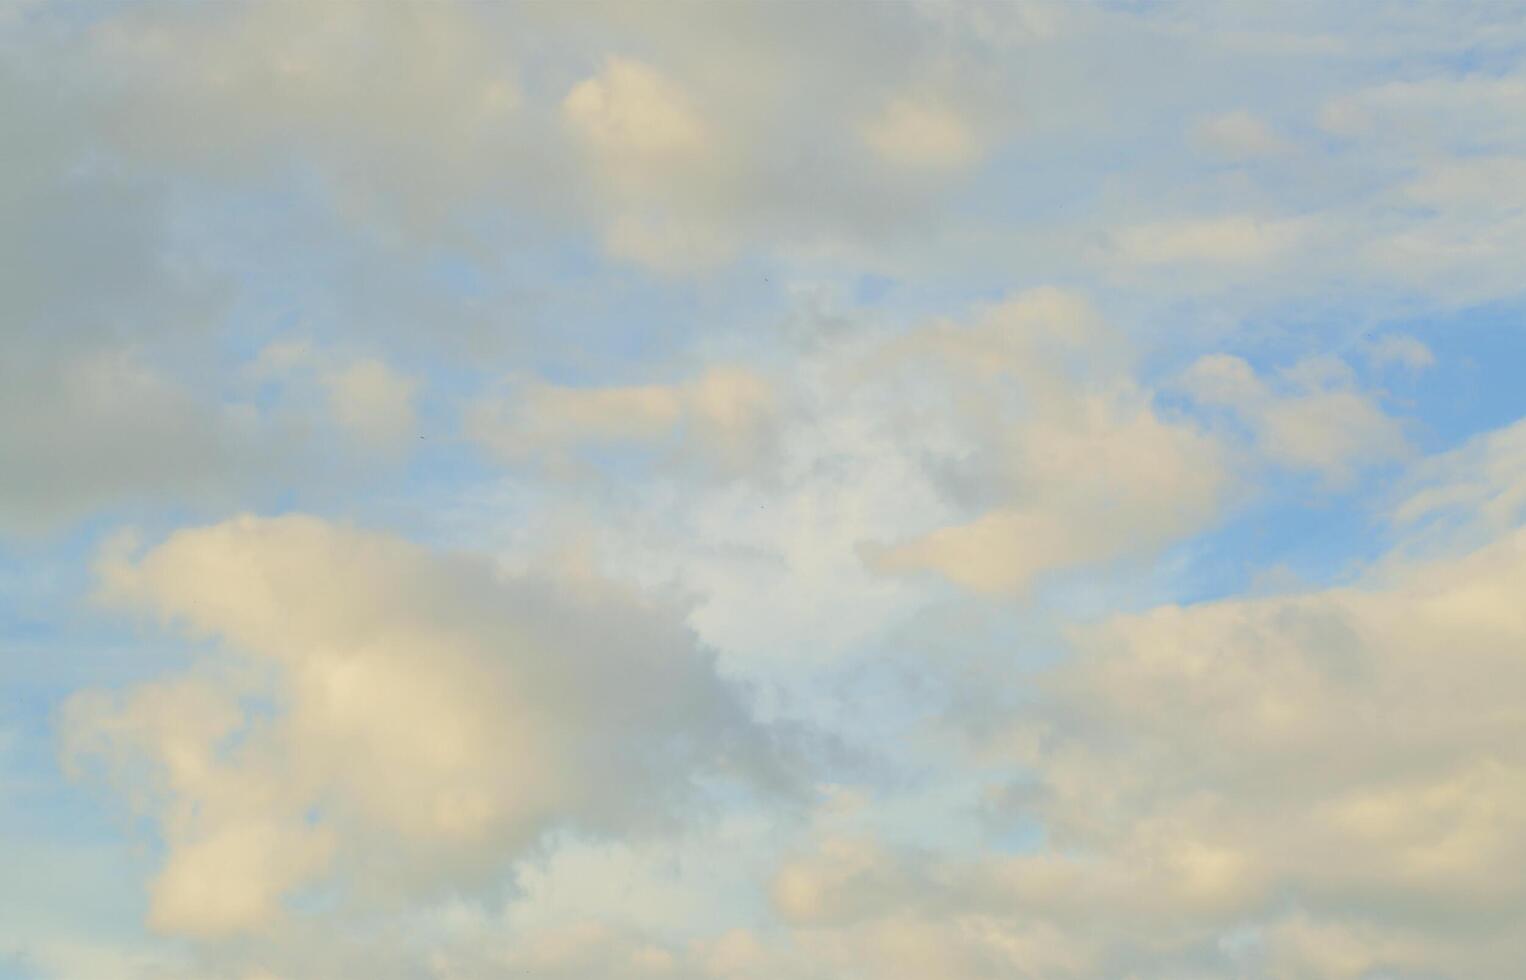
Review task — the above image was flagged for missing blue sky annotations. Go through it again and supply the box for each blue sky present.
[3,2,1526,978]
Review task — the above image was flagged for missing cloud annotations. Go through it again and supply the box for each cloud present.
[1110,214,1308,266]
[861,289,1227,594]
[735,480,1526,978]
[601,211,739,274]
[322,358,420,454]
[861,96,982,173]
[563,57,709,174]
[972,518,1526,975]
[90,0,523,234]
[0,59,242,534]
[0,59,422,536]
[1179,352,1409,484]
[62,515,786,937]
[7,5,1526,976]
[1192,109,1291,158]
[468,367,777,476]
[1393,415,1526,540]
[1318,75,1526,147]
[0,349,239,534]
[559,57,729,270]
[1362,333,1434,372]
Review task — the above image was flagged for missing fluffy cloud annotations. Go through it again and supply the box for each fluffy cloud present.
[861,289,1227,594]
[563,58,709,175]
[1179,352,1409,484]
[7,4,1526,977]
[972,519,1526,976]
[720,486,1526,978]
[62,515,785,937]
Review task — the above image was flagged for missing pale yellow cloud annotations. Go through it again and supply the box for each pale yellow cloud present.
[724,502,1526,977]
[562,57,708,171]
[934,518,1526,975]
[1180,352,1409,483]
[63,515,778,937]
[1193,109,1292,158]
[1393,415,1526,537]
[468,367,776,475]
[1111,214,1308,266]
[862,289,1226,594]
[559,57,737,271]
[322,358,419,453]
[861,96,982,173]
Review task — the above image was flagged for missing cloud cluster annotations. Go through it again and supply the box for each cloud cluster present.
[861,289,1227,594]
[507,493,1526,980]
[1179,352,1410,484]
[908,517,1526,976]
[5,3,1525,978]
[63,515,784,937]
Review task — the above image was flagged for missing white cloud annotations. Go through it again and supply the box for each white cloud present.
[62,515,784,937]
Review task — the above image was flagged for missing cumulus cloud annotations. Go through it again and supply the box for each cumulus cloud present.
[7,4,1526,977]
[861,289,1227,594]
[62,515,786,937]
[962,519,1526,976]
[563,57,709,175]
[1179,352,1409,484]
[700,476,1526,979]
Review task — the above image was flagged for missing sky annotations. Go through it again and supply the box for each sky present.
[3,1,1526,978]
